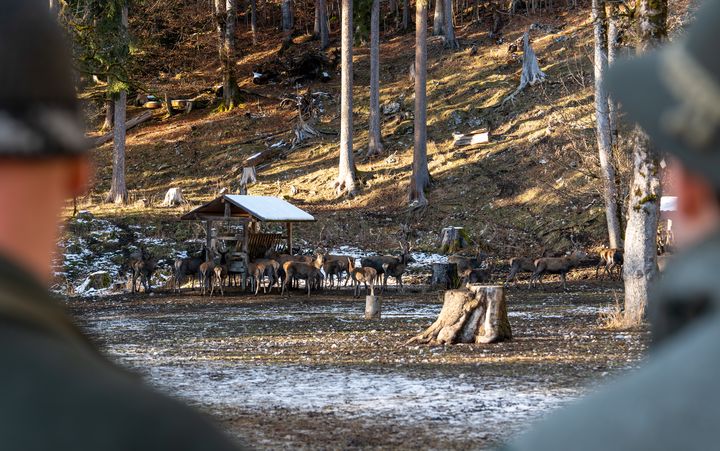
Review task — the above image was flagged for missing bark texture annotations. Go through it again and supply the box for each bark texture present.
[407,286,512,345]
[402,0,410,31]
[442,0,459,49]
[250,0,257,45]
[281,0,294,41]
[433,0,445,36]
[607,0,620,142]
[334,0,357,195]
[431,262,459,290]
[216,0,239,108]
[107,90,128,204]
[368,0,383,157]
[410,0,430,207]
[593,0,622,249]
[623,0,667,325]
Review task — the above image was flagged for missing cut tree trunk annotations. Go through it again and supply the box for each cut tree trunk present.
[439,226,469,253]
[452,130,488,147]
[593,0,622,249]
[407,285,512,345]
[501,31,546,105]
[365,295,381,319]
[334,0,358,196]
[368,0,383,158]
[431,262,459,290]
[409,0,430,208]
[161,187,185,207]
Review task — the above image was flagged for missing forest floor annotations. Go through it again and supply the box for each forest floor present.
[71,279,647,449]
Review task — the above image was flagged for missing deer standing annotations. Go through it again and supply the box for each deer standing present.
[529,251,587,291]
[281,253,326,297]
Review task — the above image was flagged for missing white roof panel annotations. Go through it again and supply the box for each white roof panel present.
[224,195,315,222]
[660,196,678,212]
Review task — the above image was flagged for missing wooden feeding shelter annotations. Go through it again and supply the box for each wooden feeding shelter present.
[181,195,315,259]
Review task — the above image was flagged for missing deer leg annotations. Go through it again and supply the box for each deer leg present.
[398,275,404,294]
[561,273,568,291]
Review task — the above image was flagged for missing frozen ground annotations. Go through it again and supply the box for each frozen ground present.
[73,286,647,449]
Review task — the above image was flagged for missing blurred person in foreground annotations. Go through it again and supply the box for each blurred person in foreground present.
[0,1,243,449]
[503,2,720,450]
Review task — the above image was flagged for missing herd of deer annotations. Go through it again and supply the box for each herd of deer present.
[127,239,633,296]
[162,240,415,298]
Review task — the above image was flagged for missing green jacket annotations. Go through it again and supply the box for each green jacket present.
[503,232,720,451]
[0,255,244,451]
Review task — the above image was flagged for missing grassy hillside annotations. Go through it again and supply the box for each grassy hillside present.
[72,1,692,257]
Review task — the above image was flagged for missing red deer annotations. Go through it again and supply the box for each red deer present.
[361,240,413,293]
[504,257,537,287]
[460,267,491,286]
[596,248,623,280]
[530,251,587,291]
[448,248,487,274]
[351,267,377,297]
[173,246,205,292]
[323,255,355,289]
[281,253,326,297]
[131,249,156,294]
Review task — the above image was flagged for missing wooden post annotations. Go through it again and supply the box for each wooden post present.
[205,220,213,261]
[224,199,231,219]
[287,222,293,255]
[242,220,249,254]
[365,295,381,320]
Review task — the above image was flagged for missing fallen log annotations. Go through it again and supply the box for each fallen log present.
[452,130,489,148]
[93,111,154,147]
[407,285,512,345]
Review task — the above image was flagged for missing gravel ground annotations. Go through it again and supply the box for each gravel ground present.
[69,281,648,450]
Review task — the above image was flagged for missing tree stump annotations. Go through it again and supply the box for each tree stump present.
[439,226,470,254]
[365,295,381,320]
[407,285,511,345]
[431,262,459,290]
[161,187,185,207]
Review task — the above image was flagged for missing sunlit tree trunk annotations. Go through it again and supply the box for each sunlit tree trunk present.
[106,1,129,205]
[223,0,239,107]
[443,0,458,49]
[623,0,667,325]
[368,0,383,157]
[334,0,357,195]
[250,0,257,45]
[433,0,445,36]
[102,75,114,132]
[607,0,620,143]
[593,0,621,249]
[410,0,430,207]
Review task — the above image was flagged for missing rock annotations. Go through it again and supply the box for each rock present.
[449,110,463,127]
[76,210,94,222]
[382,101,401,115]
[76,271,112,293]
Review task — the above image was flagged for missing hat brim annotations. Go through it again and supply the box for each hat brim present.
[607,51,720,188]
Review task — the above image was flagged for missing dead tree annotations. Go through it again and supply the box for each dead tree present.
[407,285,512,345]
[501,31,546,105]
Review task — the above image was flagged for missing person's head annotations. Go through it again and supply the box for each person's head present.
[607,0,720,250]
[0,0,91,283]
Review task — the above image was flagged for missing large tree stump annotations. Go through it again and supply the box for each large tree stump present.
[407,285,511,345]
[439,226,470,254]
[365,295,381,320]
[161,187,185,207]
[431,262,459,290]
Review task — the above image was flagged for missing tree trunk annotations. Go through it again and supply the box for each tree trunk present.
[623,0,666,326]
[314,0,321,37]
[443,0,459,49]
[319,0,330,49]
[433,0,445,36]
[365,295,381,319]
[607,0,619,144]
[106,90,128,204]
[431,262,459,290]
[281,0,294,42]
[222,0,240,108]
[368,0,383,158]
[334,0,357,195]
[102,92,114,132]
[402,0,410,30]
[501,32,546,105]
[250,0,257,45]
[214,0,226,62]
[593,0,622,249]
[407,286,512,345]
[410,0,430,207]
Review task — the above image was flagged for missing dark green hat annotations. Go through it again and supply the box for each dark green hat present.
[0,0,87,157]
[606,0,720,188]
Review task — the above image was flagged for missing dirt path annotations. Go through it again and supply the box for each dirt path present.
[69,282,647,449]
